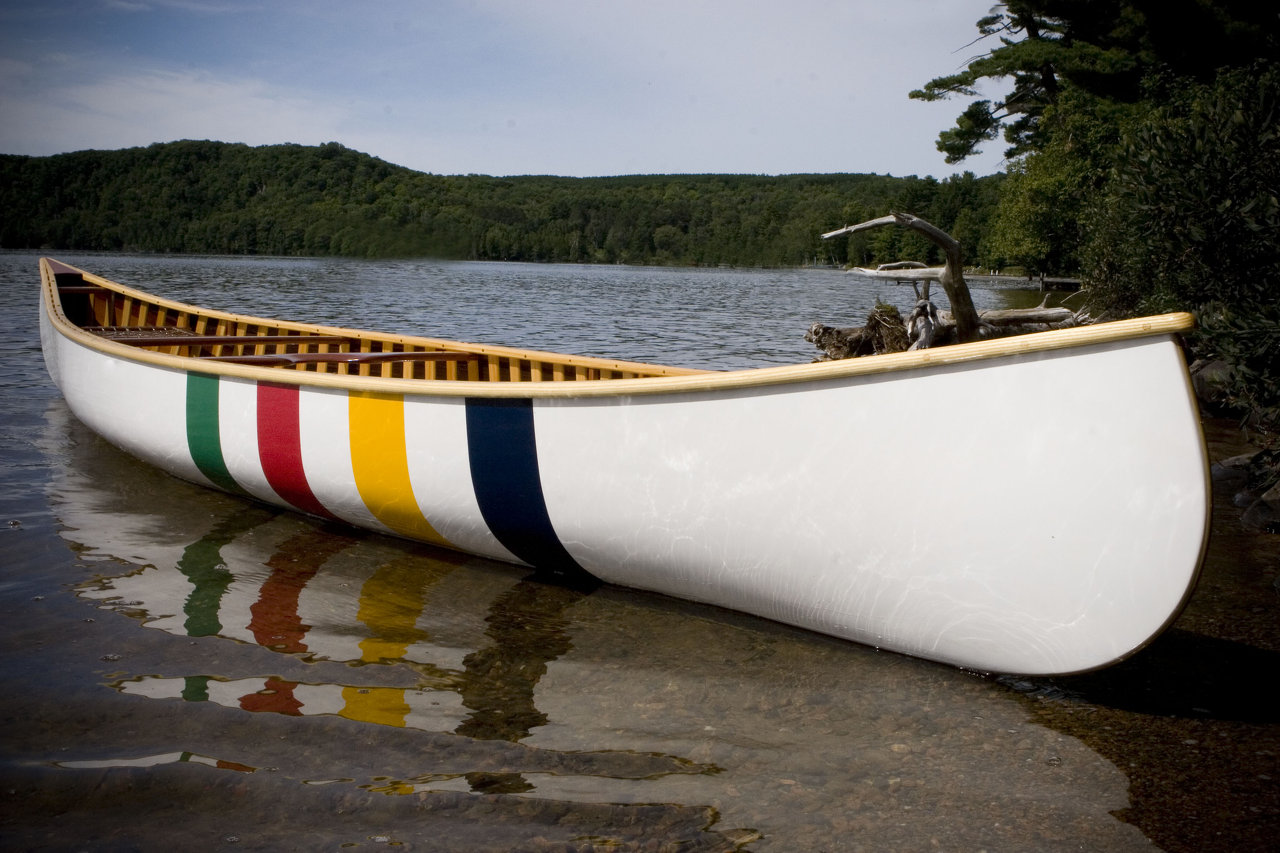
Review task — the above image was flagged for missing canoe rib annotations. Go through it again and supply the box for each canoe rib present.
[38,258,1211,675]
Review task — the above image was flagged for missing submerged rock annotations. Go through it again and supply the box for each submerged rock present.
[1242,481,1280,533]
[1215,449,1280,533]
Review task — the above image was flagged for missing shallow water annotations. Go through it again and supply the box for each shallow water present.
[2,251,1276,851]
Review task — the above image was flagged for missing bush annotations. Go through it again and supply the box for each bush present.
[1196,303,1280,429]
[1083,63,1280,427]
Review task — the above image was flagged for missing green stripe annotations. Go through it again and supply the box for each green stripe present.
[177,533,234,637]
[177,507,276,638]
[181,676,211,703]
[185,373,242,494]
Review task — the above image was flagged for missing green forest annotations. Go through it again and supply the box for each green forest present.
[0,143,1002,270]
[2,1,1277,425]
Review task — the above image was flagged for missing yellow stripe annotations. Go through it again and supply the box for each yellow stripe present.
[339,686,410,728]
[348,391,452,546]
[339,558,451,729]
[354,558,434,663]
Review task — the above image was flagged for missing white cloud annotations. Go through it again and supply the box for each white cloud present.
[0,0,1011,177]
[430,0,1010,176]
[0,67,349,155]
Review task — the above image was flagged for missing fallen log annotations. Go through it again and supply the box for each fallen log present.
[979,306,1078,325]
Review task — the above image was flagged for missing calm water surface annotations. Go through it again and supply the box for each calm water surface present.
[1,251,1276,851]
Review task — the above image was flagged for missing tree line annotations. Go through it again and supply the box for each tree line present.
[0,141,1003,270]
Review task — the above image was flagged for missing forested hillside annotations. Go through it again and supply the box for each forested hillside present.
[0,140,1002,268]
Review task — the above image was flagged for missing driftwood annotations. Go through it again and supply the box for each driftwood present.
[823,212,983,343]
[814,212,1090,360]
[906,299,940,350]
[807,301,1089,361]
[806,304,911,359]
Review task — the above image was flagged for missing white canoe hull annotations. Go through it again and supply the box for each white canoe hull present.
[39,261,1210,674]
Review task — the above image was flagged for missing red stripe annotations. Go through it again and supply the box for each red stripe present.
[256,383,333,518]
[248,532,352,652]
[239,677,303,716]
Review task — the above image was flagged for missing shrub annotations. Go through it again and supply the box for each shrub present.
[1083,63,1280,427]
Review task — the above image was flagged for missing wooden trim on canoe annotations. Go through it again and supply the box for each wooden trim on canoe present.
[40,257,1197,399]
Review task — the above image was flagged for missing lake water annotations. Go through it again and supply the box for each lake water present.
[1,251,1276,851]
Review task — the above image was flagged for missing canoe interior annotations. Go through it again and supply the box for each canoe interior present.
[44,259,705,383]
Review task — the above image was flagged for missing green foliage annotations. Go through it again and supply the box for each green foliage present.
[986,90,1134,272]
[1195,304,1280,428]
[0,141,1003,269]
[1083,65,1280,313]
[911,2,1134,162]
[985,159,1059,272]
[913,1,1279,165]
[1083,64,1280,425]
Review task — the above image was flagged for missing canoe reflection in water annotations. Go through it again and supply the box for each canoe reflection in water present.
[44,402,767,850]
[75,504,702,796]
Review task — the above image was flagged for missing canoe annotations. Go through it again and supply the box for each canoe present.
[38,258,1210,675]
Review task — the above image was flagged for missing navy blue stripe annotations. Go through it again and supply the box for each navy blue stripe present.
[465,398,586,575]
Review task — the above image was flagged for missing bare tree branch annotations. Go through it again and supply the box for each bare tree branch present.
[822,212,983,343]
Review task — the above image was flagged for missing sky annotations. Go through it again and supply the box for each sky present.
[0,0,1009,179]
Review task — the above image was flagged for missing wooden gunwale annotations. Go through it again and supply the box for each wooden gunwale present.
[41,258,1197,399]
